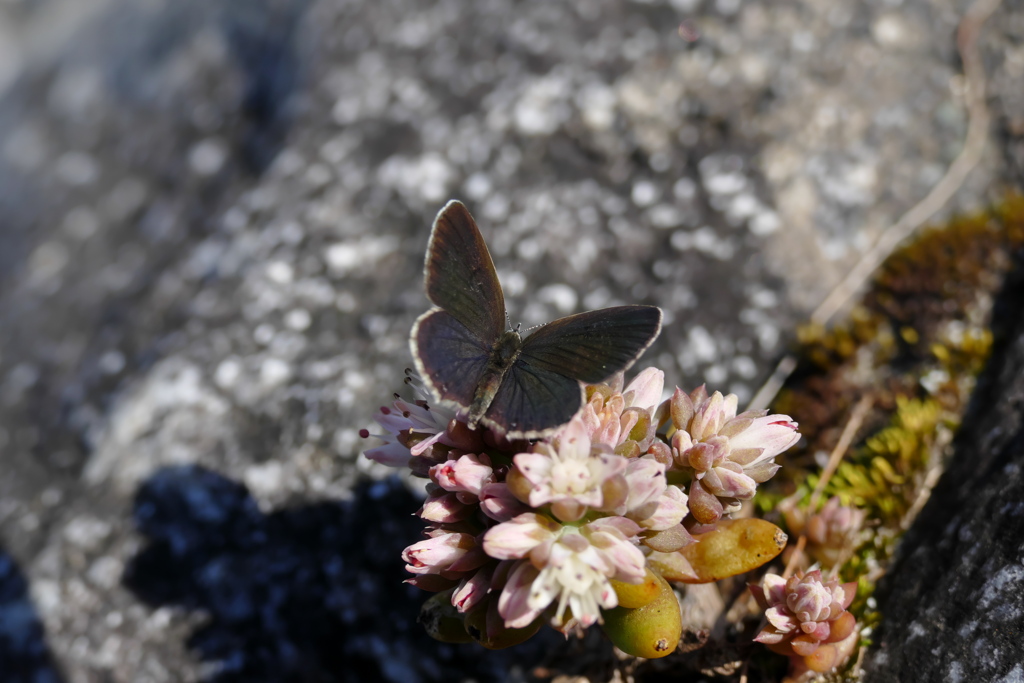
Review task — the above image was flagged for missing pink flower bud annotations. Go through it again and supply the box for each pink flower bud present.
[419,489,474,523]
[403,531,480,575]
[749,570,857,659]
[479,483,531,522]
[432,453,494,495]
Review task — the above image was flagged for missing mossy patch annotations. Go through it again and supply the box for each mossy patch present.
[759,194,1024,680]
[775,195,1024,492]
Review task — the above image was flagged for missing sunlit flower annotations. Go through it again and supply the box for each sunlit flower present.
[615,457,690,530]
[670,385,799,523]
[366,363,807,652]
[403,528,489,578]
[750,570,857,658]
[484,513,646,629]
[510,417,628,522]
[579,368,664,453]
[362,375,485,475]
[361,400,429,469]
[432,453,494,497]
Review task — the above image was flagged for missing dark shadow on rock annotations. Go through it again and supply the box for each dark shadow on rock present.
[0,0,316,517]
[124,466,556,683]
[0,546,63,683]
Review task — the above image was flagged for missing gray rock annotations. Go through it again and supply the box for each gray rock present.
[0,0,1020,681]
[863,267,1024,682]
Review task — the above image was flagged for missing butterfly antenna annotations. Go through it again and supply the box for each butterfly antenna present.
[505,311,514,331]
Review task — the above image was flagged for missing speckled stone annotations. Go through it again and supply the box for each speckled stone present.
[863,263,1024,683]
[0,0,1021,681]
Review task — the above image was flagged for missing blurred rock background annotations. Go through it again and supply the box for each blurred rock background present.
[0,0,1020,681]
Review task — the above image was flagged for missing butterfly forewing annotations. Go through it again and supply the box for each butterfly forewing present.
[517,306,662,383]
[412,309,494,409]
[481,360,585,438]
[424,201,506,344]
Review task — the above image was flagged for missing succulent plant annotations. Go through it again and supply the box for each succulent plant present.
[749,569,858,674]
[364,367,799,654]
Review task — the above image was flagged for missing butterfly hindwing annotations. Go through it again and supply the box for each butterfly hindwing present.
[411,308,494,409]
[517,305,662,383]
[423,200,506,345]
[481,359,585,439]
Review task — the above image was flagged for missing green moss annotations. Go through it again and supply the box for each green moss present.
[776,196,1023,481]
[759,194,1024,679]
[820,397,940,523]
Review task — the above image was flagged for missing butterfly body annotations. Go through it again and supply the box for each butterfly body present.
[467,329,523,429]
[411,200,662,439]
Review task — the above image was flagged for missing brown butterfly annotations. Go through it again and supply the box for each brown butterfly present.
[410,200,662,439]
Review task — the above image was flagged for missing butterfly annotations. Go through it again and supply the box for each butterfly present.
[411,200,663,439]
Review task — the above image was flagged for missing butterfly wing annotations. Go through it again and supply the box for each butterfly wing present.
[480,361,585,439]
[423,200,506,343]
[482,305,662,438]
[516,305,663,382]
[411,308,494,411]
[414,201,662,438]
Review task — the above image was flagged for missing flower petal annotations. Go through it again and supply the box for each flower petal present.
[419,491,473,523]
[624,457,668,510]
[634,485,689,530]
[558,416,593,461]
[483,513,560,560]
[452,565,493,612]
[708,466,758,499]
[513,452,554,487]
[479,483,531,522]
[765,605,798,632]
[364,442,411,468]
[498,560,545,629]
[727,415,800,462]
[403,532,477,575]
[623,367,664,412]
[791,634,821,656]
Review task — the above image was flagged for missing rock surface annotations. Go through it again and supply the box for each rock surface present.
[863,263,1024,682]
[0,0,1020,681]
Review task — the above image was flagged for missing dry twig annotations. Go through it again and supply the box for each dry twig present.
[781,395,873,579]
[748,0,1003,412]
